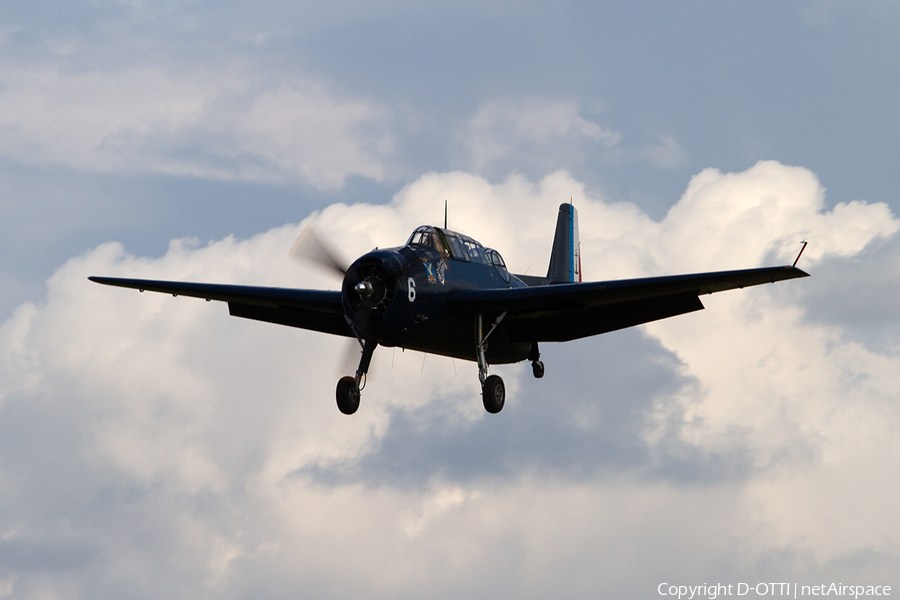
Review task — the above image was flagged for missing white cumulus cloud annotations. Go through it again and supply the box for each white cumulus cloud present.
[1,162,899,597]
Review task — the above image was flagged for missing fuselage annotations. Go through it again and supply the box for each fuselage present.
[341,225,533,364]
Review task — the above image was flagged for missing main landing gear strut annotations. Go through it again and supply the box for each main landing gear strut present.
[477,313,545,414]
[530,342,545,379]
[336,337,377,415]
[477,312,506,414]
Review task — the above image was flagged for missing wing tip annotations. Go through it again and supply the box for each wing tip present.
[787,265,811,278]
[88,276,127,286]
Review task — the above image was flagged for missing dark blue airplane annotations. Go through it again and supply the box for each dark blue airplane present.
[90,204,808,415]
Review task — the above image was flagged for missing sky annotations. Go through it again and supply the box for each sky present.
[1,1,900,598]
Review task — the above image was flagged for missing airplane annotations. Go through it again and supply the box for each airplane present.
[89,203,809,415]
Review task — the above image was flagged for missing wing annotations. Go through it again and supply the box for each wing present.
[88,277,352,337]
[448,265,809,342]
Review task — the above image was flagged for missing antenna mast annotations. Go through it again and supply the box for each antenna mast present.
[444,200,448,229]
[793,240,808,267]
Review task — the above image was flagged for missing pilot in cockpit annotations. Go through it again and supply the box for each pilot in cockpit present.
[409,226,451,259]
[430,231,450,259]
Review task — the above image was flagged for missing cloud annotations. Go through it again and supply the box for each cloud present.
[457,98,623,176]
[1,162,899,597]
[0,61,394,188]
[0,4,686,198]
[455,98,695,181]
[640,162,899,465]
[639,135,689,169]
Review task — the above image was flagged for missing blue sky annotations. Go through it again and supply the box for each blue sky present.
[2,2,900,598]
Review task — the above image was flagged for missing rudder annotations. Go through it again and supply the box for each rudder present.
[546,203,581,283]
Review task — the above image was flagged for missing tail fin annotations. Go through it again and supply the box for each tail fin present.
[546,203,581,283]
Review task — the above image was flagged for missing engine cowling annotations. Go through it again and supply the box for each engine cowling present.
[341,249,417,346]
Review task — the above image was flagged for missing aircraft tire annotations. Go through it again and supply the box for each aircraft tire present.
[336,376,361,415]
[532,360,545,379]
[482,375,505,414]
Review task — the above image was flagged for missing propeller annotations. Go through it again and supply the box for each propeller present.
[289,224,373,380]
[288,225,348,277]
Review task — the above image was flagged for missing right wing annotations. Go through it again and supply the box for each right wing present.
[88,277,352,338]
[448,265,809,342]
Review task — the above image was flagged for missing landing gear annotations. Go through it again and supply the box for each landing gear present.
[336,376,360,415]
[336,337,377,415]
[476,312,508,413]
[482,375,505,413]
[529,342,544,378]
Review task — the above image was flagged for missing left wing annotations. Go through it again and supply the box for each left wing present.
[448,265,808,342]
[88,277,352,337]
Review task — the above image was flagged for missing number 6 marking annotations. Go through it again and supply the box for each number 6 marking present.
[407,277,416,302]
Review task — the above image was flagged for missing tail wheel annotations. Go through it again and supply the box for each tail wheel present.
[482,375,505,414]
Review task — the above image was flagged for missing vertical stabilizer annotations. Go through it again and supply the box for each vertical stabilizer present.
[546,203,581,283]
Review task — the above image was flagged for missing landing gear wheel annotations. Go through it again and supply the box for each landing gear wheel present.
[336,376,360,415]
[482,375,505,414]
[532,360,545,379]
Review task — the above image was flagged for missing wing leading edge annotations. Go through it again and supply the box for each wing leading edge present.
[90,264,808,344]
[449,265,809,342]
[87,277,352,337]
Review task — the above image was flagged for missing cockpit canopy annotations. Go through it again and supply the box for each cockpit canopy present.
[406,225,507,270]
